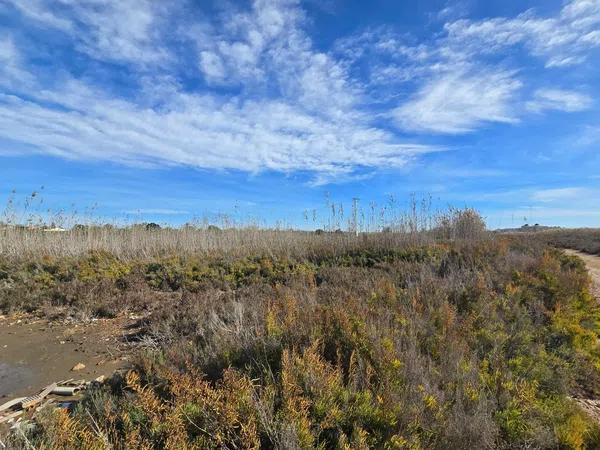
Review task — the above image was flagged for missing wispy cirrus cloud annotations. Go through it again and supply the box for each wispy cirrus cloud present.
[517,207,600,219]
[392,68,522,133]
[0,36,34,88]
[191,0,360,121]
[3,0,172,64]
[442,0,600,68]
[1,0,72,31]
[0,88,431,173]
[526,88,592,113]
[0,0,598,184]
[530,187,591,202]
[337,0,599,134]
[194,0,305,86]
[0,0,435,182]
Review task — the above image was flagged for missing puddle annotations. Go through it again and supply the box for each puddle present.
[0,362,33,398]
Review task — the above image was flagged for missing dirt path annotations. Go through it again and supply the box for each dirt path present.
[564,249,600,299]
[0,315,138,400]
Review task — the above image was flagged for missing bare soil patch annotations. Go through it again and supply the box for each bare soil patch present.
[0,314,136,399]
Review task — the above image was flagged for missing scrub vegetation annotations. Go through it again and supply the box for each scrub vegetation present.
[537,228,600,256]
[2,209,600,449]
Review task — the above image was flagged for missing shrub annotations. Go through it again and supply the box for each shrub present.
[145,222,161,231]
[435,208,487,241]
[4,236,600,449]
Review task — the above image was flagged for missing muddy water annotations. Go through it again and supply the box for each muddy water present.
[0,362,33,398]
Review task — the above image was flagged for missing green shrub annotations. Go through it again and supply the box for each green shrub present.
[4,238,600,449]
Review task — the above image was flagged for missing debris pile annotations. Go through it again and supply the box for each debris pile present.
[0,376,105,428]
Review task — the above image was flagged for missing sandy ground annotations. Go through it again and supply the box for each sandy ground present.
[0,315,138,399]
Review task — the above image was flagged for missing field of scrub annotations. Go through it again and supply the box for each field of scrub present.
[2,218,600,448]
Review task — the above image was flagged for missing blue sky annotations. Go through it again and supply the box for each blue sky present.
[0,0,599,229]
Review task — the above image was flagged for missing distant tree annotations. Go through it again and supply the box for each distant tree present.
[452,208,486,239]
[207,225,221,232]
[145,222,161,231]
[435,208,486,240]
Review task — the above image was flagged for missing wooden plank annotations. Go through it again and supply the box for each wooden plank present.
[20,383,57,409]
[0,410,23,424]
[0,397,26,413]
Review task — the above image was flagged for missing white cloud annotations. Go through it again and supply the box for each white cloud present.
[192,0,304,86]
[443,0,600,68]
[0,0,437,184]
[199,51,227,81]
[0,0,436,183]
[0,36,18,70]
[0,84,433,176]
[393,68,522,133]
[308,170,376,187]
[0,0,598,180]
[526,88,592,112]
[561,0,600,29]
[0,36,34,88]
[530,187,589,202]
[340,0,600,83]
[4,0,171,64]
[191,0,358,121]
[3,0,72,31]
[519,207,600,219]
[335,0,598,134]
[434,1,470,22]
[71,0,171,64]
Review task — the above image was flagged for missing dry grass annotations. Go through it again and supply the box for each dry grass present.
[534,228,600,256]
[0,226,430,260]
[1,192,486,260]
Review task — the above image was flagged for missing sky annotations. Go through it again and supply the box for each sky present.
[0,0,599,229]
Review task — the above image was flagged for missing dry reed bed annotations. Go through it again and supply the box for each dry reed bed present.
[0,205,486,259]
[0,227,435,260]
